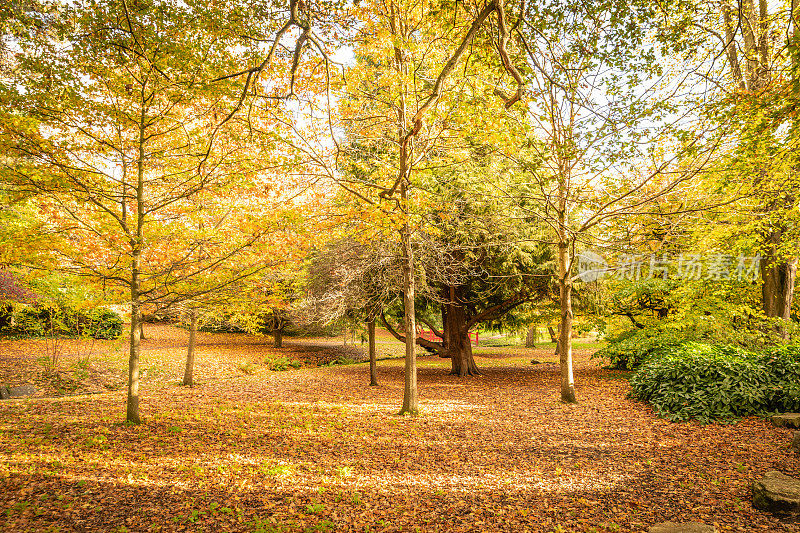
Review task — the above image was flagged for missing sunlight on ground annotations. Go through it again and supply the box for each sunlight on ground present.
[0,325,795,532]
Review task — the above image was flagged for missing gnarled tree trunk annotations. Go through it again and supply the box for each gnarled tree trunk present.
[443,286,480,376]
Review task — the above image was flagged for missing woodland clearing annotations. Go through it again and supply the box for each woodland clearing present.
[0,325,797,532]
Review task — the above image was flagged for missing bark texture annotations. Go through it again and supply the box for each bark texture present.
[399,182,418,415]
[525,325,537,347]
[182,309,198,387]
[368,318,378,386]
[126,300,141,424]
[443,287,480,376]
[761,242,797,321]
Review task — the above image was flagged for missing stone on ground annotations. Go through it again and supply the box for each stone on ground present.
[793,432,800,453]
[752,470,800,514]
[771,413,800,428]
[0,384,37,399]
[648,522,716,533]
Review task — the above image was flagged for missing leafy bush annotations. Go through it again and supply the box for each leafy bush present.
[593,314,797,370]
[13,303,60,337]
[0,302,13,333]
[594,276,796,372]
[592,328,686,369]
[267,356,302,371]
[321,355,358,367]
[76,307,123,339]
[5,303,122,339]
[760,345,800,412]
[629,342,800,422]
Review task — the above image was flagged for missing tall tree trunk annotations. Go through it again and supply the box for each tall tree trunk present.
[558,244,576,404]
[125,109,146,425]
[182,309,198,387]
[127,296,142,424]
[722,0,796,327]
[399,180,418,415]
[765,0,800,329]
[393,5,418,415]
[444,286,480,376]
[557,177,576,404]
[368,318,378,386]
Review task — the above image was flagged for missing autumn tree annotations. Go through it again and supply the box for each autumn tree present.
[0,0,310,422]
[684,0,799,325]
[496,0,715,402]
[373,151,555,376]
[302,232,403,386]
[330,0,524,414]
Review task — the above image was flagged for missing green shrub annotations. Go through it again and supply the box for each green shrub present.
[7,303,121,339]
[78,308,123,339]
[0,302,13,333]
[593,328,686,369]
[267,356,302,371]
[760,345,800,412]
[629,342,800,422]
[13,303,61,337]
[321,355,358,367]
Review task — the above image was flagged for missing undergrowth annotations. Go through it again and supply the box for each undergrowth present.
[629,343,800,422]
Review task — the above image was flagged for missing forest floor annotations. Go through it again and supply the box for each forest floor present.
[0,325,798,532]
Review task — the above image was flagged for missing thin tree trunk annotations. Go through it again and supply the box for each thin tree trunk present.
[392,5,418,415]
[183,309,198,387]
[549,325,560,355]
[558,242,577,404]
[126,106,146,425]
[556,163,576,403]
[399,180,418,415]
[139,320,145,340]
[368,318,378,386]
[127,299,141,424]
